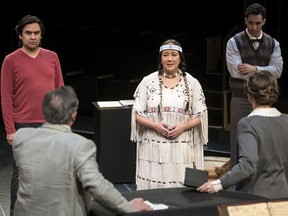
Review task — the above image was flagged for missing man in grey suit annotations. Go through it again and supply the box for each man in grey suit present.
[12,86,152,216]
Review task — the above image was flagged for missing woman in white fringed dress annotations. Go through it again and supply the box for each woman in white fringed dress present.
[131,39,208,190]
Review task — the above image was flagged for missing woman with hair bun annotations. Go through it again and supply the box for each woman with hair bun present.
[197,71,288,199]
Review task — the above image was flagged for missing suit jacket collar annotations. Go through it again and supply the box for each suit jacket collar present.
[41,122,72,133]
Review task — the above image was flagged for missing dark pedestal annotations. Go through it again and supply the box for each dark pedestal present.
[92,102,135,183]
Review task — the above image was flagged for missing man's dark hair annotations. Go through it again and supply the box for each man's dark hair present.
[245,3,266,18]
[15,15,45,47]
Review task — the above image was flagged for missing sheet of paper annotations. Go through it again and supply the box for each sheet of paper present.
[226,203,270,216]
[267,201,288,216]
[144,200,169,210]
[97,101,122,108]
[119,99,134,107]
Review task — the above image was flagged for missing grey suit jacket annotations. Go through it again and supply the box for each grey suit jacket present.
[12,123,131,216]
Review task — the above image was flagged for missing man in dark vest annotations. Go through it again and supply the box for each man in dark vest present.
[226,3,283,171]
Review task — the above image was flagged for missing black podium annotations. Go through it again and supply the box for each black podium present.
[92,102,135,183]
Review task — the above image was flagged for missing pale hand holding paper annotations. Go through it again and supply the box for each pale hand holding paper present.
[144,200,169,210]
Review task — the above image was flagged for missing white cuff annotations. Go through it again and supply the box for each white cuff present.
[211,179,223,192]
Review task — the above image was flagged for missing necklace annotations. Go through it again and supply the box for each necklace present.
[163,71,179,79]
[158,71,190,121]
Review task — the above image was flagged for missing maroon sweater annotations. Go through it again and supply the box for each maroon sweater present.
[1,48,64,135]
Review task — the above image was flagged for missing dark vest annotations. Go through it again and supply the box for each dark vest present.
[229,31,275,98]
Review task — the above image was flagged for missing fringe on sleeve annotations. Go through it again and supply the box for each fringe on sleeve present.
[130,109,147,142]
[200,109,208,145]
[130,108,137,142]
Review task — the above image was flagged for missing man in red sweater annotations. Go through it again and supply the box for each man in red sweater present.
[0,15,64,215]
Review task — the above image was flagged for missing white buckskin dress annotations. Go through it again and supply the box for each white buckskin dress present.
[131,71,208,190]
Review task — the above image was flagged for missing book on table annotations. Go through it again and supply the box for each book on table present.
[217,199,288,216]
[183,167,209,189]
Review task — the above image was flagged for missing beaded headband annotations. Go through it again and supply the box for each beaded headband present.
[159,44,183,53]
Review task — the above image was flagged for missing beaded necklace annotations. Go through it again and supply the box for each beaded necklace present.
[158,70,190,121]
[163,71,179,79]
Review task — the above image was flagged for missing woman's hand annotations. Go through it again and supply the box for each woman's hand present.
[196,182,216,193]
[166,123,185,139]
[154,122,171,137]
